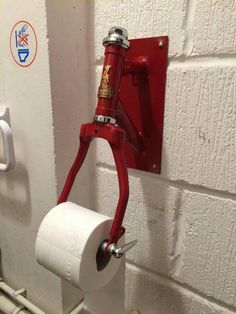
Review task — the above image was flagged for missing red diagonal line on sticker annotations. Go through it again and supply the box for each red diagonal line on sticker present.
[17,34,29,46]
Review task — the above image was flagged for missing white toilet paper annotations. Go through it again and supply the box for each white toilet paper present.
[35,202,121,292]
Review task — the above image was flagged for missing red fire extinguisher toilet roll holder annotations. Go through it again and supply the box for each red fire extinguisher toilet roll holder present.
[58,27,168,260]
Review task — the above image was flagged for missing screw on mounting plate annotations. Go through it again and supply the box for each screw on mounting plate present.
[158,40,164,47]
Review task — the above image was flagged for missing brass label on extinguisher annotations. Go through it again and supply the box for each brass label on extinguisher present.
[97,65,112,98]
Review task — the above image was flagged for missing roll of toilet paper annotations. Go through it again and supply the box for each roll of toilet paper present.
[35,202,121,292]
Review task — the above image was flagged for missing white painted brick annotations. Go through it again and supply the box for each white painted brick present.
[189,1,236,56]
[175,191,236,308]
[94,64,236,193]
[126,264,236,314]
[163,65,236,193]
[83,167,236,307]
[92,0,188,59]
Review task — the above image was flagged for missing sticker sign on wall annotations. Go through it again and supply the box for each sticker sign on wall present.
[10,20,38,67]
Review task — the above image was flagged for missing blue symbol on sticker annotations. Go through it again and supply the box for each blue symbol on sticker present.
[17,49,30,63]
[15,24,30,63]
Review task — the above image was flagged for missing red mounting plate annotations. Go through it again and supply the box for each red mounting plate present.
[119,36,168,174]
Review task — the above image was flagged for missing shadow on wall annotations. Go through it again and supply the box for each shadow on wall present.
[75,0,99,212]
[46,0,97,312]
[0,249,2,277]
[0,163,31,226]
[132,168,185,314]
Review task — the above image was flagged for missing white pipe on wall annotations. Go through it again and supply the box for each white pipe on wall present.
[0,280,45,314]
[0,278,85,314]
[0,292,30,314]
[69,302,86,314]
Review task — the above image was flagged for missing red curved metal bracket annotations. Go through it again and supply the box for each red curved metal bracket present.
[58,35,168,247]
[58,123,129,246]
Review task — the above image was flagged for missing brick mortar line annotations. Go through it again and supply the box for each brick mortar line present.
[170,53,236,61]
[169,55,236,67]
[126,260,236,313]
[94,55,236,68]
[94,53,236,67]
[96,162,236,201]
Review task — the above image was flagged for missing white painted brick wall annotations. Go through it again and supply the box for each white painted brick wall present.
[176,191,236,307]
[189,1,236,56]
[163,64,236,193]
[126,265,236,314]
[89,0,236,313]
[93,64,236,194]
[91,0,187,58]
